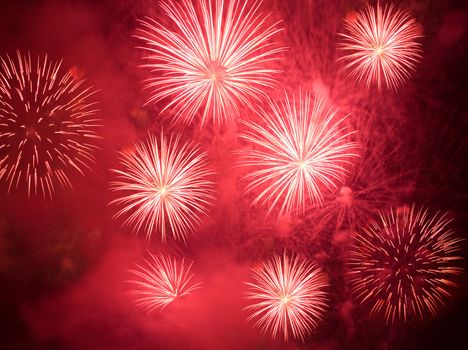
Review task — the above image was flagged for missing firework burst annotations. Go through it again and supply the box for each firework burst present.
[0,51,100,198]
[127,253,201,312]
[135,0,284,126]
[239,92,359,218]
[245,253,328,341]
[338,3,423,90]
[348,205,464,324]
[110,132,215,242]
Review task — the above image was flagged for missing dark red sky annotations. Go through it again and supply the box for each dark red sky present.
[1,0,467,349]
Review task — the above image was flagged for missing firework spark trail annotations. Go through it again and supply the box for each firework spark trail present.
[127,253,201,312]
[239,91,359,218]
[348,205,464,324]
[110,132,215,242]
[0,51,100,198]
[338,3,423,90]
[135,0,284,126]
[245,253,328,341]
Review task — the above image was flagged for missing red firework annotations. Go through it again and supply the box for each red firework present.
[135,0,284,126]
[239,91,359,218]
[110,132,215,242]
[127,253,201,312]
[338,3,423,90]
[348,205,464,323]
[245,253,328,341]
[0,51,100,198]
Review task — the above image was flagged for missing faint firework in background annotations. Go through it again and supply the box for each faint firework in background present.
[0,51,100,199]
[303,111,416,236]
[338,3,423,90]
[239,91,359,219]
[110,132,215,242]
[127,253,201,312]
[245,253,328,341]
[135,0,284,126]
[348,205,464,324]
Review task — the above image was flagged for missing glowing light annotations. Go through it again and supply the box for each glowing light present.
[135,0,284,126]
[239,91,359,218]
[0,51,100,198]
[338,3,423,90]
[110,132,215,242]
[348,205,464,323]
[127,253,201,312]
[245,253,328,341]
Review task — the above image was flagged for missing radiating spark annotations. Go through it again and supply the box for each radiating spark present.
[0,51,100,198]
[135,0,284,126]
[338,3,423,90]
[239,91,359,218]
[348,205,464,323]
[110,132,215,242]
[245,253,329,341]
[127,253,201,312]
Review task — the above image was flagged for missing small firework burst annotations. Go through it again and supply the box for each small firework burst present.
[0,51,100,198]
[348,205,464,323]
[338,3,423,90]
[110,132,215,242]
[245,253,329,341]
[127,253,201,312]
[239,91,359,218]
[136,0,284,126]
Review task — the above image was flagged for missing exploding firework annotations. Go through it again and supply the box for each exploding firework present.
[239,91,359,218]
[127,253,201,312]
[338,3,423,90]
[110,132,215,242]
[348,205,464,323]
[0,51,100,198]
[135,0,284,126]
[245,253,328,341]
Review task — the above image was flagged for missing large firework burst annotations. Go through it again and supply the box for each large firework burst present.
[245,253,328,341]
[348,205,464,323]
[127,253,201,312]
[0,51,100,198]
[135,0,284,126]
[338,3,423,90]
[239,92,359,218]
[110,132,215,242]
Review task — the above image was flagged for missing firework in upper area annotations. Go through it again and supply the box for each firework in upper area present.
[127,253,201,312]
[348,205,464,324]
[338,3,423,90]
[239,92,359,218]
[110,132,215,242]
[0,51,100,198]
[135,0,284,126]
[245,253,328,341]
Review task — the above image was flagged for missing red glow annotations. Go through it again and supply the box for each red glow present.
[1,0,467,348]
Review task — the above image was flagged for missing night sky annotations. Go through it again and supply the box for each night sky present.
[1,0,468,349]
